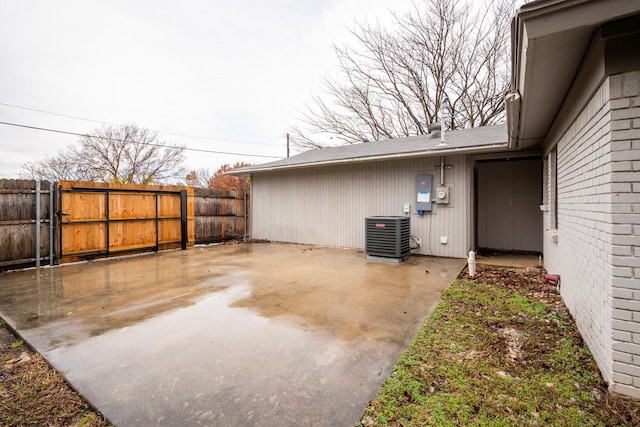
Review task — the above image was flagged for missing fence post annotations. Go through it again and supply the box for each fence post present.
[243,192,247,240]
[180,190,187,250]
[49,181,54,265]
[35,181,41,268]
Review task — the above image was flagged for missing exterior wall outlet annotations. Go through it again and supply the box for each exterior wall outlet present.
[403,203,410,214]
[440,235,448,244]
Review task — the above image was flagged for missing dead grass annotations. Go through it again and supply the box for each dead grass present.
[0,323,111,427]
[358,264,640,426]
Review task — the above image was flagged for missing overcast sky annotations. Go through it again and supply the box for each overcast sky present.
[0,0,417,179]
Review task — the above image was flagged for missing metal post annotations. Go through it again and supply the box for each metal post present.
[49,181,54,265]
[244,192,247,240]
[35,181,41,268]
[180,190,188,250]
[105,191,110,254]
[154,192,159,251]
[58,185,63,262]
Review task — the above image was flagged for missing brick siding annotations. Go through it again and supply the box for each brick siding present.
[544,71,640,397]
[609,71,640,397]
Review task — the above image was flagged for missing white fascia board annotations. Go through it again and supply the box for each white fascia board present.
[229,143,510,175]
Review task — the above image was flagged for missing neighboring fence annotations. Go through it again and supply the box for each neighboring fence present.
[0,179,54,269]
[194,188,249,244]
[0,179,250,271]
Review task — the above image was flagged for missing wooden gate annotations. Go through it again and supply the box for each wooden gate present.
[58,181,194,263]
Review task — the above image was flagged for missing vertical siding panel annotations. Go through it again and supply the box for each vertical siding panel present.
[251,155,471,258]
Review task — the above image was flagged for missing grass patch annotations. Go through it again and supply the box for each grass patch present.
[359,266,639,426]
[9,340,23,349]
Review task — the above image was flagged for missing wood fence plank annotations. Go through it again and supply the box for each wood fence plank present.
[61,222,106,255]
[109,220,157,250]
[110,192,156,219]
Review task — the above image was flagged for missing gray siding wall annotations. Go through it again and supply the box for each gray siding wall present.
[250,154,471,258]
[543,70,640,398]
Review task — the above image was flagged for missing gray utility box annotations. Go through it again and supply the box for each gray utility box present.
[415,174,433,212]
[365,216,411,259]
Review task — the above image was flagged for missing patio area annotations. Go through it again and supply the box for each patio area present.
[0,243,465,426]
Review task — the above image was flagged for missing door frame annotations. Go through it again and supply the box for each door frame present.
[470,150,543,254]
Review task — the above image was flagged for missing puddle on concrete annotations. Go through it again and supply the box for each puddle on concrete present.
[0,250,237,349]
[0,243,465,426]
[45,285,392,426]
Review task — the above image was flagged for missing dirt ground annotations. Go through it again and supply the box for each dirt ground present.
[0,324,111,426]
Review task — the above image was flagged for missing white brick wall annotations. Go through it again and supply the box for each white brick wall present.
[544,71,640,397]
[609,71,640,397]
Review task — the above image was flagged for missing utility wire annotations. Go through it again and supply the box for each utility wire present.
[0,121,283,159]
[0,101,282,146]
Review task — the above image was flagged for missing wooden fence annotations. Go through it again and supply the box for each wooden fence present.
[194,188,249,244]
[0,179,53,269]
[0,179,249,271]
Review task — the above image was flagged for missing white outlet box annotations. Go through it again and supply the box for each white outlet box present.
[440,236,448,244]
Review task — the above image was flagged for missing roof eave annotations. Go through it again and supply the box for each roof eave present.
[227,143,509,175]
[507,0,640,148]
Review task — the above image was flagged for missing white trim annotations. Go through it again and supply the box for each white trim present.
[230,143,509,175]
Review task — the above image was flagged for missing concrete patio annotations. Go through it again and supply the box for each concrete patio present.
[0,243,465,426]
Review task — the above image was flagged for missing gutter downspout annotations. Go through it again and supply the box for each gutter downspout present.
[505,10,523,150]
[505,92,521,149]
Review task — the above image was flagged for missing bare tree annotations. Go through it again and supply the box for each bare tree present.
[20,124,186,184]
[293,0,513,149]
[185,168,212,188]
[20,151,99,182]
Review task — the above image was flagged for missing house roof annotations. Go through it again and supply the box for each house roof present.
[507,0,640,149]
[228,124,508,175]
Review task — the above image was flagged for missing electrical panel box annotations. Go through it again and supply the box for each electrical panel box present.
[435,186,450,204]
[415,174,433,212]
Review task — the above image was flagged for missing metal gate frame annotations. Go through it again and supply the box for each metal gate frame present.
[58,185,188,262]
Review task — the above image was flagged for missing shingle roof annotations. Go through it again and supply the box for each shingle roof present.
[229,123,508,175]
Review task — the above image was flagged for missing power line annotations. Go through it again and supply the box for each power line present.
[0,101,283,146]
[0,121,283,159]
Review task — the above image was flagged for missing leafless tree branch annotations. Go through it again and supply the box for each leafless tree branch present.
[19,124,186,184]
[293,0,513,149]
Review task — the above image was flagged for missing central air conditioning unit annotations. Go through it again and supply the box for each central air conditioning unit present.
[365,216,411,260]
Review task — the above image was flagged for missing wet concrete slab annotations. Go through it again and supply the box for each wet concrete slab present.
[0,243,465,426]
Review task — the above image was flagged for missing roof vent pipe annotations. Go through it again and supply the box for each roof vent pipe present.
[436,100,450,147]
